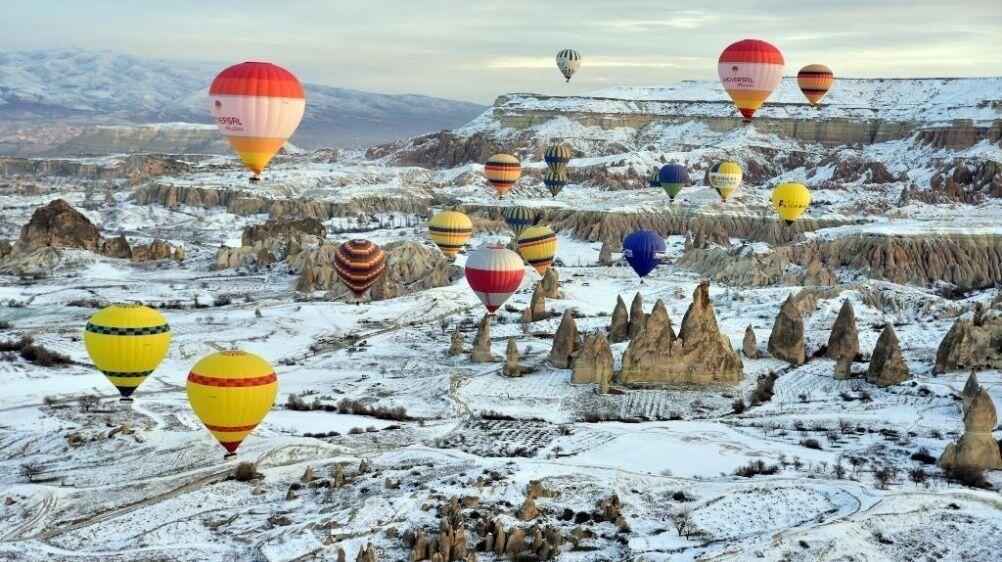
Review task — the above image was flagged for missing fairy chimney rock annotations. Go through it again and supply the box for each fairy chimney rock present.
[549,310,580,368]
[962,371,980,410]
[503,339,523,377]
[826,299,859,364]
[939,387,1002,470]
[529,282,547,321]
[609,295,629,343]
[768,294,806,365]
[572,333,613,387]
[598,241,614,266]
[742,325,757,359]
[866,324,910,387]
[448,327,464,356]
[470,314,495,363]
[542,267,561,299]
[628,292,645,338]
[934,316,1002,374]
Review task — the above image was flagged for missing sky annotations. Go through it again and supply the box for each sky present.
[2,0,1000,103]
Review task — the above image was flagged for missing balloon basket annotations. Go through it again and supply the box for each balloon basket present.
[249,176,261,184]
[784,220,794,226]
[119,397,134,404]
[223,452,238,461]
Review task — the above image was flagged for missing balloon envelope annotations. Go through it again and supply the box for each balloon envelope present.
[709,162,743,201]
[484,154,521,197]
[333,239,386,298]
[544,143,572,170]
[428,210,473,258]
[623,230,665,278]
[517,225,557,275]
[84,304,171,399]
[718,39,784,121]
[209,62,305,179]
[186,350,277,455]
[543,169,568,197]
[556,49,581,82]
[797,64,834,106]
[504,206,537,238]
[772,183,811,224]
[658,164,689,200]
[465,245,525,313]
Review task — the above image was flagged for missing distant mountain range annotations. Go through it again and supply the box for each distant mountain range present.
[0,49,486,155]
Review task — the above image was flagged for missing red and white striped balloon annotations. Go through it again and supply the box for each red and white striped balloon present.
[464,245,525,313]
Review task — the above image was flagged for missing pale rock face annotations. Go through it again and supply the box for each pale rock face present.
[962,371,980,410]
[866,324,910,387]
[934,316,1002,374]
[549,310,581,368]
[608,296,629,343]
[939,387,1002,470]
[131,238,174,262]
[100,234,132,259]
[768,295,806,365]
[470,314,495,363]
[572,333,613,387]
[742,325,757,359]
[619,283,742,385]
[448,327,464,356]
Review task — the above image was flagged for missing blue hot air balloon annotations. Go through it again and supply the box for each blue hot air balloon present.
[658,164,690,201]
[622,230,665,278]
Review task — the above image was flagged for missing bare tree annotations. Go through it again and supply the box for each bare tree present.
[78,394,99,413]
[670,506,696,539]
[20,461,44,482]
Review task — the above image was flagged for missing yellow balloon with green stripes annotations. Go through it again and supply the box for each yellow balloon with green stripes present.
[84,304,171,400]
[517,225,558,275]
[186,350,278,457]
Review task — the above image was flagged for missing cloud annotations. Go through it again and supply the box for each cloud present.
[487,57,683,70]
[601,11,719,30]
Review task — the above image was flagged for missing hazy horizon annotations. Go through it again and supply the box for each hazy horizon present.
[3,0,1000,104]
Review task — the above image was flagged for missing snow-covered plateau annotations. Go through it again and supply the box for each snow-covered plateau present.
[0,76,1000,561]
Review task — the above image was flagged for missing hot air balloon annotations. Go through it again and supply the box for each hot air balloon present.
[718,39,784,122]
[484,154,522,198]
[544,169,569,197]
[209,62,306,182]
[465,245,525,313]
[428,210,473,259]
[84,304,171,400]
[556,49,581,83]
[797,64,834,106]
[622,230,665,278]
[708,162,743,201]
[333,239,386,299]
[658,164,689,201]
[504,206,537,238]
[186,350,277,458]
[517,225,557,275]
[544,143,572,170]
[772,182,811,225]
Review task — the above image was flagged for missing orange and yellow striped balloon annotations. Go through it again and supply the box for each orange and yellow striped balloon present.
[718,39,784,121]
[209,62,306,182]
[517,225,557,275]
[186,350,277,457]
[428,210,473,258]
[484,154,521,198]
[797,64,834,106]
[84,304,171,400]
[333,239,386,299]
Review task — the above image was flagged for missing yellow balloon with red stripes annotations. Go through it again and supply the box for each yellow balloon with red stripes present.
[186,350,278,457]
[484,153,521,198]
[84,304,171,400]
[517,225,557,275]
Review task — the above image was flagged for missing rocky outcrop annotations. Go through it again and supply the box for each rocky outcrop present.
[100,235,132,259]
[933,316,1002,374]
[242,217,326,247]
[619,283,742,385]
[470,315,494,363]
[598,241,614,266]
[503,340,523,377]
[549,310,580,368]
[939,387,1002,470]
[18,199,101,251]
[572,333,613,390]
[609,296,629,343]
[684,222,730,251]
[369,241,462,302]
[962,372,980,410]
[866,324,910,387]
[628,293,645,338]
[827,299,859,380]
[131,238,175,262]
[1,154,191,182]
[768,295,806,365]
[448,327,463,356]
[541,267,560,299]
[742,326,757,359]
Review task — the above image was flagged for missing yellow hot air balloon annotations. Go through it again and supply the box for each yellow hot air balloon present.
[517,225,557,275]
[186,350,277,458]
[84,304,171,400]
[484,154,521,198]
[428,210,473,258]
[709,162,743,201]
[772,182,811,224]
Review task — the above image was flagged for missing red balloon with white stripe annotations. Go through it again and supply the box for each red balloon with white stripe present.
[464,244,525,313]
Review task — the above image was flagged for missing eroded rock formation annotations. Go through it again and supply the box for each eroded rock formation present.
[939,387,1002,470]
[608,296,629,343]
[572,333,613,390]
[19,199,101,251]
[529,283,547,322]
[628,293,645,338]
[549,310,580,368]
[827,299,859,379]
[541,267,560,299]
[933,316,1002,374]
[470,315,494,363]
[768,295,806,365]
[619,283,742,385]
[503,340,523,377]
[743,326,757,359]
[866,324,910,387]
